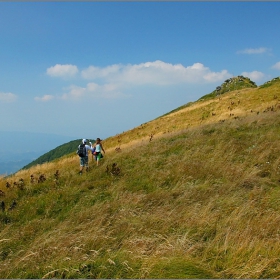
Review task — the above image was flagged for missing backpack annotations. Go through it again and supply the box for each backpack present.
[77,144,86,157]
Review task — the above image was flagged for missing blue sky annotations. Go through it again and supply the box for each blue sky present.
[0,1,280,141]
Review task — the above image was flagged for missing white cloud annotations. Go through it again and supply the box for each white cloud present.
[81,64,121,80]
[61,85,86,100]
[237,47,270,55]
[241,71,265,81]
[203,70,231,82]
[0,92,17,102]
[60,82,127,100]
[81,60,231,85]
[86,82,127,99]
[47,64,78,78]
[34,95,54,102]
[272,62,280,70]
[51,60,233,101]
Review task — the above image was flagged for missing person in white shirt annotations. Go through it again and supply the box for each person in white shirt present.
[92,138,105,166]
[77,139,93,174]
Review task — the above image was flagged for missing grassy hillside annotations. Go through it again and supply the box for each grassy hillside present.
[0,77,280,278]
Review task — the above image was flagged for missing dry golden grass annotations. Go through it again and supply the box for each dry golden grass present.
[103,84,280,151]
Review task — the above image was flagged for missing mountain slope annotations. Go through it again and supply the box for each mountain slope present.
[104,76,280,151]
[0,77,280,278]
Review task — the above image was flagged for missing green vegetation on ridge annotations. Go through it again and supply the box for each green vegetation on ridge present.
[21,139,82,170]
[199,75,257,101]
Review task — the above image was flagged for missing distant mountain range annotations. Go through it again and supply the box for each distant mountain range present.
[21,139,83,171]
[0,131,75,175]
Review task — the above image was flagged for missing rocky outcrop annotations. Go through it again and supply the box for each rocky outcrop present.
[215,76,257,95]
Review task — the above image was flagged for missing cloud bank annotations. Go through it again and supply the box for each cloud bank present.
[46,64,78,78]
[35,95,55,102]
[0,92,17,103]
[241,71,265,82]
[237,47,271,55]
[41,60,233,101]
[272,62,280,70]
[81,61,231,85]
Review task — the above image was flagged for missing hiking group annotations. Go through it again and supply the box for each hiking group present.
[77,138,105,175]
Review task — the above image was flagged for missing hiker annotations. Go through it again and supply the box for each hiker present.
[92,138,105,166]
[77,139,93,174]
